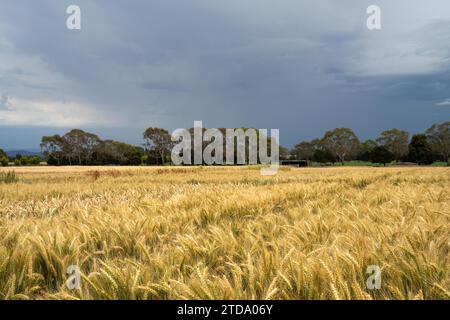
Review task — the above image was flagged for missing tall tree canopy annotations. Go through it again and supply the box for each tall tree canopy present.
[95,140,143,165]
[377,129,409,161]
[292,141,315,161]
[143,127,174,165]
[40,135,66,165]
[359,139,377,161]
[41,129,142,166]
[322,128,360,163]
[426,121,450,163]
[0,148,8,167]
[63,129,101,165]
[370,146,394,165]
[408,134,433,165]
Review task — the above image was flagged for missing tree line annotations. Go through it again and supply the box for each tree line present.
[38,127,277,166]
[1,121,449,167]
[0,150,41,167]
[291,122,450,165]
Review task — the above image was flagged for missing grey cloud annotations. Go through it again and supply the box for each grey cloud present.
[0,0,450,150]
[436,99,450,106]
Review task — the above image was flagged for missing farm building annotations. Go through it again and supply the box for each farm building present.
[280,160,309,167]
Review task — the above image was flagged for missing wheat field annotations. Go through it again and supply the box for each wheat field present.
[0,166,449,300]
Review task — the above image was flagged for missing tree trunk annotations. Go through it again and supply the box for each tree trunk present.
[160,150,165,165]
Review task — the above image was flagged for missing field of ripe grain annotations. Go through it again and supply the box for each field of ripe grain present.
[0,166,449,300]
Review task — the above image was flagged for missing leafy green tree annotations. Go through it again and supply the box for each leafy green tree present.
[426,122,450,164]
[279,145,290,160]
[377,129,409,161]
[63,129,101,165]
[12,155,41,166]
[292,141,315,161]
[0,156,8,167]
[95,140,143,165]
[359,139,377,161]
[143,149,163,165]
[370,146,394,165]
[19,156,28,165]
[41,135,65,165]
[143,128,173,165]
[0,148,8,167]
[28,156,41,166]
[408,134,433,165]
[322,128,360,163]
[42,130,146,166]
[312,149,336,163]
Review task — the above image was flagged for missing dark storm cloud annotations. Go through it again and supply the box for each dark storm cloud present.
[0,0,450,149]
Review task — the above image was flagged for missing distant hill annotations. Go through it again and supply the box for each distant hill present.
[5,149,42,158]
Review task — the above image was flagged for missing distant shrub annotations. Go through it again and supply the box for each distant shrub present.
[390,162,419,167]
[369,163,385,167]
[0,156,8,167]
[28,156,41,165]
[310,161,385,167]
[12,156,41,166]
[343,161,378,167]
[0,171,18,184]
[431,161,448,167]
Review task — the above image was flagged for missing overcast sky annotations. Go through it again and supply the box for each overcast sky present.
[1,0,450,149]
